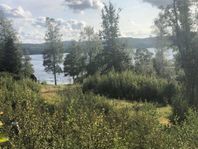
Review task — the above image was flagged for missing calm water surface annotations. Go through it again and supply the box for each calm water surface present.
[30,54,73,85]
[30,49,173,84]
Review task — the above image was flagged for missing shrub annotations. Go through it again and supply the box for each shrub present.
[57,92,168,148]
[2,74,198,148]
[171,95,190,122]
[0,76,167,148]
[83,71,178,104]
[166,109,198,148]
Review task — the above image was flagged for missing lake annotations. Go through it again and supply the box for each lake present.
[30,54,73,85]
[30,49,173,84]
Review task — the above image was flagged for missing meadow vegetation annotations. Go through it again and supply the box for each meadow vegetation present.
[0,74,198,148]
[83,71,178,105]
[1,0,198,148]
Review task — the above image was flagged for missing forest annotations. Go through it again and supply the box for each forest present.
[1,0,198,148]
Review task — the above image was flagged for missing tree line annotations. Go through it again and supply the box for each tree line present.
[154,0,198,110]
[0,11,33,78]
[1,1,198,110]
[44,2,175,86]
[43,0,198,113]
[43,2,131,85]
[0,2,174,85]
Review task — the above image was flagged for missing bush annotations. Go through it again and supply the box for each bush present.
[166,109,198,148]
[0,76,168,148]
[83,71,178,104]
[2,74,198,148]
[57,92,168,148]
[171,95,190,122]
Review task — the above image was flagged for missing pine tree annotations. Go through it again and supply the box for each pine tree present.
[1,37,22,74]
[80,26,103,75]
[43,17,64,85]
[64,42,86,81]
[99,2,130,73]
[21,51,34,77]
[134,48,154,75]
[0,12,22,74]
[153,14,172,78]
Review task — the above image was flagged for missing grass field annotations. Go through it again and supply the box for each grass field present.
[40,85,172,125]
[0,83,173,147]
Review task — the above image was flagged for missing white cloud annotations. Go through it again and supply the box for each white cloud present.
[18,17,87,43]
[0,4,32,18]
[65,0,103,13]
[142,0,172,8]
[121,20,153,38]
[17,17,86,43]
[19,30,44,43]
[0,3,87,43]
[32,17,86,30]
[59,19,86,30]
[31,17,46,27]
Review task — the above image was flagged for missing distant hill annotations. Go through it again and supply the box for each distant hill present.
[21,37,158,55]
[119,37,158,49]
[21,41,72,55]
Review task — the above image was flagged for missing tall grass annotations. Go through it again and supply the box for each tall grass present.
[83,71,178,104]
[1,74,198,148]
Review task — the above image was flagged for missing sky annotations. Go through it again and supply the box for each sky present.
[0,0,170,43]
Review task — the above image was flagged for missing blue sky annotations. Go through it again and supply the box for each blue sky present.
[0,0,165,43]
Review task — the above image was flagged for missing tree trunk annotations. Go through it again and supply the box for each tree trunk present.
[53,53,57,86]
[54,71,57,86]
[53,62,57,86]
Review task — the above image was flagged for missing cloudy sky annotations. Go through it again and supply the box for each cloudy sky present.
[0,0,169,43]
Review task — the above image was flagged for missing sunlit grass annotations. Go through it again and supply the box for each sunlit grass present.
[157,106,172,125]
[0,133,9,144]
[107,99,172,125]
[40,84,65,104]
[40,84,172,125]
[0,121,3,128]
[0,137,9,143]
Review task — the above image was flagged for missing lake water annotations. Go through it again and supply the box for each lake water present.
[30,54,73,85]
[30,49,173,84]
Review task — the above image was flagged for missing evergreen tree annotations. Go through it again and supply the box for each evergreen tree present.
[134,48,154,75]
[153,15,173,78]
[80,26,103,75]
[64,42,86,81]
[0,12,22,74]
[43,17,64,85]
[1,37,22,74]
[99,2,131,73]
[21,51,34,77]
